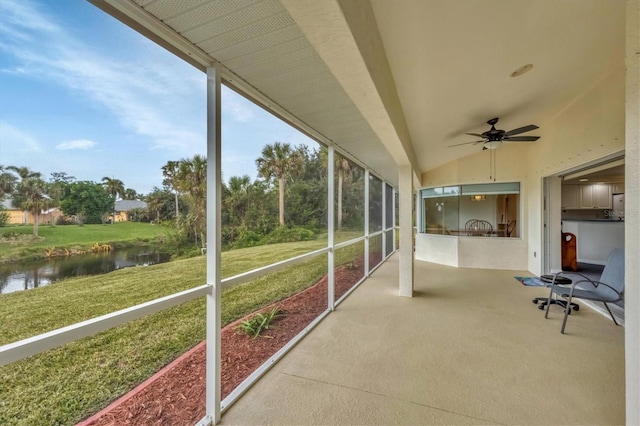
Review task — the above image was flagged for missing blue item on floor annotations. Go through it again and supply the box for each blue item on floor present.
[514,276,545,286]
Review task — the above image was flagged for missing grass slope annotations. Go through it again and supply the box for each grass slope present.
[0,232,364,425]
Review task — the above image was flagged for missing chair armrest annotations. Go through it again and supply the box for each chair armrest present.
[579,280,624,299]
[551,271,594,283]
[555,278,624,301]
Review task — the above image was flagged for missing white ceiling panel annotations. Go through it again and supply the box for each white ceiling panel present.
[162,1,258,32]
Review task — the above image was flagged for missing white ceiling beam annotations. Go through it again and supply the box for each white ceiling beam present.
[281,0,421,184]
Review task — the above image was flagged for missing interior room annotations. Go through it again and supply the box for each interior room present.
[557,159,626,320]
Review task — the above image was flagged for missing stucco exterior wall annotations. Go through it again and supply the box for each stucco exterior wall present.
[5,209,62,225]
[6,210,32,225]
[526,63,625,274]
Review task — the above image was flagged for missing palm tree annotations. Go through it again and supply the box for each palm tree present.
[176,155,207,245]
[124,188,138,200]
[162,160,181,220]
[319,149,352,230]
[256,142,304,226]
[7,166,44,225]
[227,175,252,223]
[0,165,17,199]
[7,166,41,180]
[102,177,125,223]
[335,156,352,230]
[12,176,53,237]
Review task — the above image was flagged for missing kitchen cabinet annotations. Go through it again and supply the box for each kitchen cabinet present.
[612,183,625,194]
[580,184,611,209]
[561,185,581,209]
[562,183,614,209]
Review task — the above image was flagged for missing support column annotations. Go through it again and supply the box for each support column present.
[398,165,414,297]
[415,191,421,234]
[205,66,222,424]
[625,1,640,423]
[327,146,335,310]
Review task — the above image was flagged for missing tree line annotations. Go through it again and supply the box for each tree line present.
[0,142,370,251]
[0,165,142,236]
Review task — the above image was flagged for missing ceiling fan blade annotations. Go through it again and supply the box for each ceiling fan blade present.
[505,124,538,136]
[503,136,540,142]
[464,132,484,137]
[448,140,484,147]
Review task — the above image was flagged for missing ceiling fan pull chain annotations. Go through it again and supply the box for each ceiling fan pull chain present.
[489,148,496,181]
[493,149,496,182]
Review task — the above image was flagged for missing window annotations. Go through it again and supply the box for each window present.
[420,183,519,238]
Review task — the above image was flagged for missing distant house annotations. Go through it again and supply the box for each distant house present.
[1,199,63,225]
[1,199,28,224]
[113,200,148,222]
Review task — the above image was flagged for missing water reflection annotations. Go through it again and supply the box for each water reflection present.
[0,247,170,294]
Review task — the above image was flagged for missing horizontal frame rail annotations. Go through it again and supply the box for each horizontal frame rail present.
[221,247,329,289]
[334,235,365,250]
[0,285,212,367]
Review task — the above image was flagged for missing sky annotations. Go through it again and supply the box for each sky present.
[0,0,316,195]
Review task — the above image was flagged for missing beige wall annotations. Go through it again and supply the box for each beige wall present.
[417,141,530,270]
[6,209,29,224]
[525,63,625,274]
[5,209,63,225]
[418,63,625,274]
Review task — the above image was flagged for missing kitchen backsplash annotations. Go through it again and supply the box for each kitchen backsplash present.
[562,209,623,220]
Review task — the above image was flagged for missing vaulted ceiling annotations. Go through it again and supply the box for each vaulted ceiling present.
[90,0,626,187]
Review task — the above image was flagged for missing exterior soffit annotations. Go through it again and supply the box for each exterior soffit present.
[281,0,420,182]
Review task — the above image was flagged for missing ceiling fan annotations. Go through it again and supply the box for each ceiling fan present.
[449,117,540,150]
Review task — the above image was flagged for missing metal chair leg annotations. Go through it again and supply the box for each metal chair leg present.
[560,295,573,334]
[544,286,554,319]
[603,303,619,326]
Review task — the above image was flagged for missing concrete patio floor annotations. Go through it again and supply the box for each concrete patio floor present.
[221,255,625,425]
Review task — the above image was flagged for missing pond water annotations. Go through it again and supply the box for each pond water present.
[0,247,171,294]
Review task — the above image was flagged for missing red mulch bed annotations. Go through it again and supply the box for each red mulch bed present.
[80,255,376,426]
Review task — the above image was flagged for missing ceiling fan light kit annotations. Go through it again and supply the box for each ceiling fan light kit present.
[484,141,503,150]
[447,117,541,182]
[448,117,540,151]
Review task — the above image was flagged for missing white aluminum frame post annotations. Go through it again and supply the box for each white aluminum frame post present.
[364,169,370,276]
[327,145,335,311]
[382,180,387,258]
[205,66,222,425]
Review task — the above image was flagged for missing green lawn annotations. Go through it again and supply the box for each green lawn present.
[0,222,168,263]
[0,231,364,426]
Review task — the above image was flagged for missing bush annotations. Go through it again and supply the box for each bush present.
[0,207,9,227]
[232,226,262,249]
[234,307,283,338]
[262,226,315,244]
[56,216,75,226]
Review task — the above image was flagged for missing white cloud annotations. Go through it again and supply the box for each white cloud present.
[222,90,255,123]
[0,120,41,152]
[0,0,206,153]
[56,139,97,150]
